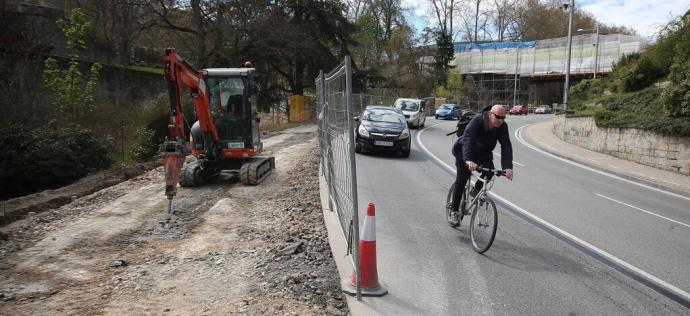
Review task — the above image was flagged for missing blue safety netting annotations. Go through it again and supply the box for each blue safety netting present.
[454,41,536,52]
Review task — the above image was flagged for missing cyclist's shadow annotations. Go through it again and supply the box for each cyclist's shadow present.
[471,231,587,275]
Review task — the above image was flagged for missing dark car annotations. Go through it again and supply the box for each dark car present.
[355,106,411,157]
[435,103,461,120]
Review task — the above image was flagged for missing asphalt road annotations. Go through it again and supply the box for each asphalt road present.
[352,114,689,314]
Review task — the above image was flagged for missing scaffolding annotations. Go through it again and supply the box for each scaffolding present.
[453,34,647,109]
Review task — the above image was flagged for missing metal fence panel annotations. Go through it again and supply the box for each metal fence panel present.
[316,56,361,297]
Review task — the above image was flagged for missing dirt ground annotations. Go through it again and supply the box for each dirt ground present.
[0,125,349,315]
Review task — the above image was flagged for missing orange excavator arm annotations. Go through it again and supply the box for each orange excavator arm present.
[161,47,218,212]
[163,47,218,142]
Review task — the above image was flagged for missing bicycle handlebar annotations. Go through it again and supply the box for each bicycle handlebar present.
[472,165,506,177]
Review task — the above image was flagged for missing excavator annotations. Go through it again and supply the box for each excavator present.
[161,47,274,212]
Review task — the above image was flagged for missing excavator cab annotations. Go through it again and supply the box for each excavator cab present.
[203,69,261,153]
[183,68,272,186]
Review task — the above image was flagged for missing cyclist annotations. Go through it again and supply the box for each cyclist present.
[451,104,514,217]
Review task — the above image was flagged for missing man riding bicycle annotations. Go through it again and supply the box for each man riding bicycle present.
[451,104,514,217]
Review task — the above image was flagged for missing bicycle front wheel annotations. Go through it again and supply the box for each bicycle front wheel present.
[469,195,498,253]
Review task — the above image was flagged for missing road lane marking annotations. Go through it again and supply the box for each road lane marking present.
[489,193,690,308]
[595,193,690,229]
[493,152,525,166]
[514,125,690,202]
[417,125,690,308]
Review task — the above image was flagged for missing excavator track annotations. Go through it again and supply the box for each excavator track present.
[179,160,218,187]
[239,156,275,185]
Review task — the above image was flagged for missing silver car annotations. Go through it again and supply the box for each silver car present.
[535,105,553,114]
[394,98,426,128]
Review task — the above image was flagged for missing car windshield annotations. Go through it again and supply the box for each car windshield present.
[440,105,452,109]
[363,109,405,123]
[396,101,419,111]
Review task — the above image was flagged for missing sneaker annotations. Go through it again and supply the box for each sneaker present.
[449,210,460,226]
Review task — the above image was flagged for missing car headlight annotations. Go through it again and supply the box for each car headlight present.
[399,128,410,139]
[358,125,369,138]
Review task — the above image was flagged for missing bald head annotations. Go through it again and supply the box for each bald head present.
[488,104,507,128]
[491,104,506,116]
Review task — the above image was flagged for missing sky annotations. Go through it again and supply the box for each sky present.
[402,0,690,41]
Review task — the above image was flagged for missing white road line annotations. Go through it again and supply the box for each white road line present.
[493,152,525,167]
[595,193,690,229]
[490,193,690,305]
[514,125,690,202]
[417,123,690,305]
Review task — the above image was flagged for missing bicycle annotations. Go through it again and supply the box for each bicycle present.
[445,165,506,254]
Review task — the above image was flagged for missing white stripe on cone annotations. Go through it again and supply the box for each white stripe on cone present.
[361,214,376,241]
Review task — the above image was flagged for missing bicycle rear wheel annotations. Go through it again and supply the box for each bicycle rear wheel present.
[469,195,498,253]
[445,183,459,227]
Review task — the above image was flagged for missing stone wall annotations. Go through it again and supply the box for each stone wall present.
[552,115,690,175]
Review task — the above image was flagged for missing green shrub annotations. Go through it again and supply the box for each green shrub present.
[129,127,158,162]
[569,78,607,110]
[647,16,690,72]
[611,54,663,92]
[0,125,111,199]
[661,57,690,118]
[592,87,690,136]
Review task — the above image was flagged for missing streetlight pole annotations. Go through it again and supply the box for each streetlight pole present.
[594,24,599,79]
[578,24,600,79]
[563,0,574,113]
[513,47,519,107]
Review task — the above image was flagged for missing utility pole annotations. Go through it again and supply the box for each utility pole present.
[563,0,574,113]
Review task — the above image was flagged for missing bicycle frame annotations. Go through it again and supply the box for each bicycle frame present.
[461,168,501,214]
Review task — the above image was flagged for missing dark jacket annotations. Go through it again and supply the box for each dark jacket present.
[453,110,513,170]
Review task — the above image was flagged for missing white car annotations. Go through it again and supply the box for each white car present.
[393,98,426,128]
[535,105,553,114]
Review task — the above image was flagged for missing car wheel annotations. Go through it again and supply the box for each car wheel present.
[420,117,425,127]
[435,115,439,119]
[355,143,362,153]
[399,149,410,158]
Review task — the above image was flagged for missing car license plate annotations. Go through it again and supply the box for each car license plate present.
[374,141,394,147]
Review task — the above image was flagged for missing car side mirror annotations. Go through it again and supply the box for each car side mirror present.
[353,116,359,122]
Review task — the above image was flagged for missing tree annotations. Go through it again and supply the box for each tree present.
[511,0,635,41]
[86,0,156,65]
[455,0,491,42]
[252,0,357,96]
[433,30,454,86]
[489,0,520,41]
[43,8,102,124]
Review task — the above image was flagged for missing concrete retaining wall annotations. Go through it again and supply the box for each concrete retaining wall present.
[552,115,690,175]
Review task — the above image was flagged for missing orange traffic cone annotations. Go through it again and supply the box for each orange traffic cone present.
[344,203,388,296]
